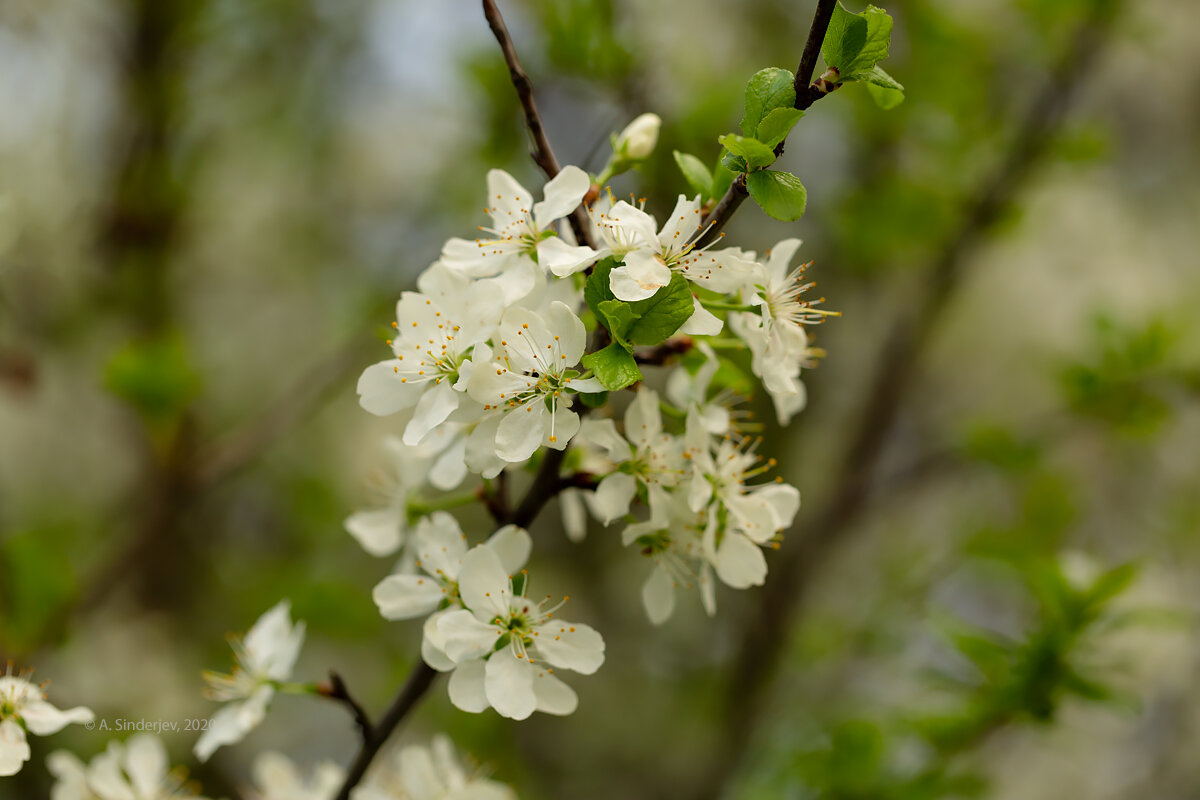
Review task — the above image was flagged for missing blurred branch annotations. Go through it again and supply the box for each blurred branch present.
[481,0,595,249]
[320,671,374,741]
[194,337,373,486]
[694,3,1126,796]
[694,0,838,248]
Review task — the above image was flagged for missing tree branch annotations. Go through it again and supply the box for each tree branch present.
[692,4,1125,796]
[320,671,374,740]
[694,0,839,248]
[331,662,438,800]
[481,0,595,249]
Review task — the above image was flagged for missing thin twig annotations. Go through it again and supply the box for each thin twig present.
[321,671,375,740]
[694,0,839,247]
[692,5,1124,797]
[481,0,595,249]
[331,662,438,800]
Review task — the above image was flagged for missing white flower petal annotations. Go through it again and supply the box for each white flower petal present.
[403,380,460,447]
[532,669,579,716]
[559,488,588,543]
[373,574,447,620]
[0,720,30,778]
[713,532,767,589]
[123,734,167,799]
[344,508,404,558]
[539,236,599,277]
[642,566,676,626]
[415,512,469,579]
[447,658,489,713]
[485,648,537,720]
[421,610,457,672]
[356,360,424,416]
[586,472,636,525]
[19,699,93,736]
[438,609,501,664]
[533,621,605,675]
[455,547,512,617]
[680,296,723,335]
[482,524,532,574]
[532,165,589,229]
[495,398,547,462]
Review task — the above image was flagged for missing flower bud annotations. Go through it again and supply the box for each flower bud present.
[614,113,661,161]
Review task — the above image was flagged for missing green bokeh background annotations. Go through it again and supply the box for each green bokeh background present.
[1,0,1198,798]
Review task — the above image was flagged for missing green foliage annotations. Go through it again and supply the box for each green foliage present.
[747,169,809,221]
[755,107,805,148]
[822,4,905,107]
[0,523,79,654]
[673,151,713,198]
[585,258,694,349]
[740,67,797,138]
[581,343,642,391]
[103,332,200,423]
[718,134,777,170]
[1059,316,1190,436]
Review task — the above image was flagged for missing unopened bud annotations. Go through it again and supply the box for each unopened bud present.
[614,113,661,161]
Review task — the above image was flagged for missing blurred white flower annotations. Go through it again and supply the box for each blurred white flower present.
[48,734,209,800]
[250,751,343,800]
[352,734,515,800]
[0,670,92,777]
[194,601,305,763]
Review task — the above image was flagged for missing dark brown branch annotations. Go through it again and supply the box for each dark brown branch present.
[693,4,1124,797]
[321,671,374,740]
[694,0,839,248]
[481,0,595,249]
[634,337,695,365]
[332,662,438,800]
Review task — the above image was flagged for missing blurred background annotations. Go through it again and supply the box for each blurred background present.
[1,0,1198,798]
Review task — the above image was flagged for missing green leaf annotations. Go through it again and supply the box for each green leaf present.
[584,257,620,316]
[673,151,713,198]
[857,64,903,90]
[625,274,695,346]
[746,170,808,221]
[865,81,905,109]
[822,4,894,79]
[755,107,805,148]
[710,164,736,200]
[582,343,642,390]
[720,150,747,174]
[740,67,796,138]
[596,299,638,344]
[579,390,609,408]
[104,332,201,422]
[718,134,777,170]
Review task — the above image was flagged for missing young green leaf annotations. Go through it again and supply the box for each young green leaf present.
[625,274,695,346]
[584,257,620,316]
[710,163,736,200]
[755,107,805,149]
[673,151,714,198]
[582,343,643,390]
[822,4,894,79]
[596,299,638,344]
[740,67,796,138]
[718,134,777,171]
[746,170,808,221]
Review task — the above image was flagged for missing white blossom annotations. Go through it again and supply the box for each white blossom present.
[0,671,92,777]
[356,267,501,446]
[194,601,305,763]
[441,167,598,282]
[606,195,756,302]
[250,752,343,800]
[686,420,800,590]
[435,547,604,720]
[352,734,515,800]
[467,302,602,463]
[344,436,440,558]
[371,513,532,672]
[48,734,209,800]
[620,487,715,624]
[730,238,835,424]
